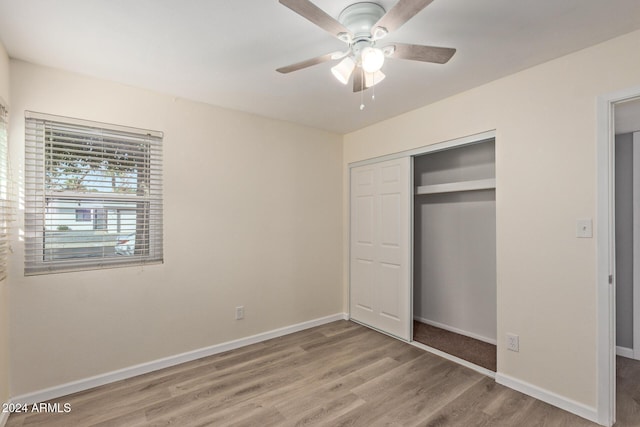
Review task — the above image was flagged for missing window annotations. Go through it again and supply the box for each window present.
[75,208,91,222]
[25,112,163,275]
[0,103,10,281]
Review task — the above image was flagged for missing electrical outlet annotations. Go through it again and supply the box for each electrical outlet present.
[506,333,519,352]
[235,306,244,320]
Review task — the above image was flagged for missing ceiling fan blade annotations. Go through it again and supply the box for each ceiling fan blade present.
[374,0,434,35]
[353,69,373,93]
[387,43,456,64]
[353,69,364,92]
[279,0,351,40]
[276,52,335,74]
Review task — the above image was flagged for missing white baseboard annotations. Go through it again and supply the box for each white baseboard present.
[495,373,598,424]
[11,312,349,405]
[616,346,634,359]
[0,407,9,427]
[414,316,497,345]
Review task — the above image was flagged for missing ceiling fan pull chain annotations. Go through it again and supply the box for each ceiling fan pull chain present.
[372,73,376,101]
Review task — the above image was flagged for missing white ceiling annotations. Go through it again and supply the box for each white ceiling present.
[1,0,640,134]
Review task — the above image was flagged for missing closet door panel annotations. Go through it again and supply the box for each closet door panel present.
[352,167,376,260]
[352,259,375,313]
[379,262,402,321]
[350,157,411,341]
[351,166,377,325]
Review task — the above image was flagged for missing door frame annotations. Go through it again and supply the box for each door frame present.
[596,85,640,426]
[634,132,640,360]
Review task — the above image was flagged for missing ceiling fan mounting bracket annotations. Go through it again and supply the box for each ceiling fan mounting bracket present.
[338,2,386,40]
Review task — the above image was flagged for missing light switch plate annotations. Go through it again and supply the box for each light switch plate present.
[576,218,593,238]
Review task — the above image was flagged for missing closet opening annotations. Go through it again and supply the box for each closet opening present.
[412,138,497,372]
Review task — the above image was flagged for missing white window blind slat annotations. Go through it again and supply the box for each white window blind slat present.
[25,112,163,275]
[0,104,11,281]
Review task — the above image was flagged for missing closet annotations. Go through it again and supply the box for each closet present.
[349,133,497,371]
[413,139,497,370]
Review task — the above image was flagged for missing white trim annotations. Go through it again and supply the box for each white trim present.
[410,156,415,341]
[410,340,495,378]
[496,373,598,424]
[633,132,640,360]
[597,93,618,427]
[348,130,497,168]
[415,178,496,195]
[0,408,9,427]
[616,346,634,359]
[413,316,497,345]
[10,313,347,405]
[24,110,163,138]
[597,85,640,427]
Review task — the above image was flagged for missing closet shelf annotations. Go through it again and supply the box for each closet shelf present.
[415,178,496,196]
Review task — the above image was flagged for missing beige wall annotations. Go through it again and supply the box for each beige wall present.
[344,29,640,408]
[0,40,10,405]
[8,60,343,395]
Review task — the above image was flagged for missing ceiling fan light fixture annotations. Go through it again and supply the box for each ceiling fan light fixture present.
[365,70,386,88]
[361,46,385,73]
[337,32,352,44]
[331,56,356,84]
[372,26,389,41]
[382,45,396,57]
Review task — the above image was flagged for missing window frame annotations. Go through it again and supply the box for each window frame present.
[24,111,163,275]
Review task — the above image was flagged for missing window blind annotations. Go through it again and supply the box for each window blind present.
[0,104,10,281]
[25,112,163,275]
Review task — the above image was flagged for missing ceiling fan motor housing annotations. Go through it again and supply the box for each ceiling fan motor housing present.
[338,2,386,40]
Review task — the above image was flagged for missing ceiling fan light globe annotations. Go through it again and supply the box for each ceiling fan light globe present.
[331,56,355,85]
[361,46,385,73]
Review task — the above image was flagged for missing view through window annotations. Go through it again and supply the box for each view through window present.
[25,113,163,274]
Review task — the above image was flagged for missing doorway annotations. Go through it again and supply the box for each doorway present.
[613,99,640,425]
[597,88,640,426]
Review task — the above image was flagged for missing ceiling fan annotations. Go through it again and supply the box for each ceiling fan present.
[276,0,456,93]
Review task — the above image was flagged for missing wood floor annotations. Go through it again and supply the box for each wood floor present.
[5,320,637,426]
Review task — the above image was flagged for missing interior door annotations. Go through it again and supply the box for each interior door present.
[350,157,411,340]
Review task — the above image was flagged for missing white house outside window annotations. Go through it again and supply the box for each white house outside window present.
[25,112,163,275]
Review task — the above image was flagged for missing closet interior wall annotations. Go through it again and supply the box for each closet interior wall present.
[413,140,497,344]
[615,132,634,352]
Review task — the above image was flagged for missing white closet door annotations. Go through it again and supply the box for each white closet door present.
[350,157,411,340]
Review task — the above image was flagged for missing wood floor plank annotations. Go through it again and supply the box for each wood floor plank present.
[374,366,487,426]
[168,346,307,396]
[420,377,597,427]
[331,357,481,427]
[6,321,638,427]
[280,392,366,426]
[616,355,640,426]
[146,369,301,424]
